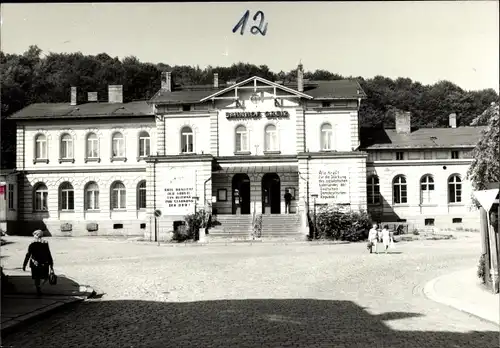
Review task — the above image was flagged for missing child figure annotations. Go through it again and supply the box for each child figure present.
[367,223,378,254]
[381,225,390,253]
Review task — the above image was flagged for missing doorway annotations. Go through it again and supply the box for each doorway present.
[262,173,281,214]
[232,173,251,214]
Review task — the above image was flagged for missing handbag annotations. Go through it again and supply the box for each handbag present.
[48,268,57,285]
[389,239,395,249]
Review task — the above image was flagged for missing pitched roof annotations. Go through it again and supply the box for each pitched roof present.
[149,77,365,104]
[360,126,487,150]
[8,101,153,120]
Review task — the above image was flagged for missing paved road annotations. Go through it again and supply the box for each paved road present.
[1,236,498,347]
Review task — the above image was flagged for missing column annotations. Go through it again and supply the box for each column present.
[156,116,165,156]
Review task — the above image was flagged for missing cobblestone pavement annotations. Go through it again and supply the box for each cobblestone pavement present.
[1,236,499,347]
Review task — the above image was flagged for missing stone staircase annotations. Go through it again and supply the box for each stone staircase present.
[208,215,253,240]
[260,214,304,240]
[207,214,305,242]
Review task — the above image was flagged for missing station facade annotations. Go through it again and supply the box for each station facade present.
[1,64,485,238]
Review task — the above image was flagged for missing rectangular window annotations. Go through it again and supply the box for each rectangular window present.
[8,184,14,210]
[396,152,404,160]
[138,189,146,209]
[139,137,151,157]
[424,151,433,160]
[35,192,48,211]
[112,138,125,157]
[452,218,462,223]
[87,139,99,158]
[86,190,99,210]
[36,140,47,159]
[321,102,331,108]
[61,139,73,158]
[265,132,278,151]
[182,134,194,153]
[425,218,435,226]
[451,151,459,159]
[61,190,75,210]
[235,132,248,152]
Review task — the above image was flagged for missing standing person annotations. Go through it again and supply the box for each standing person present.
[22,230,54,296]
[284,189,292,214]
[381,225,391,253]
[367,223,378,254]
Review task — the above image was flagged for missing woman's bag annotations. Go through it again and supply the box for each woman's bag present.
[389,238,395,249]
[48,268,57,285]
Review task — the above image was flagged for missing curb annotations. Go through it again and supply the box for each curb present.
[1,286,96,337]
[423,273,500,327]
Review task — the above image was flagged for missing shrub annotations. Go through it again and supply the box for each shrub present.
[174,209,209,242]
[477,254,487,284]
[314,207,372,242]
[172,223,191,242]
[412,229,420,235]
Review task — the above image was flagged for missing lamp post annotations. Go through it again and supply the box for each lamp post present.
[311,194,318,240]
[192,196,199,241]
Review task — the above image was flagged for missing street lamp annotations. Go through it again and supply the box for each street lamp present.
[311,194,318,240]
[192,196,199,241]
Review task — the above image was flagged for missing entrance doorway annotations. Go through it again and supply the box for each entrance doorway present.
[262,173,281,214]
[232,173,251,214]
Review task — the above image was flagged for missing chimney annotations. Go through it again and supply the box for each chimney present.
[214,73,219,88]
[161,71,172,92]
[449,113,457,128]
[297,63,304,92]
[88,92,98,102]
[70,87,77,106]
[108,85,123,104]
[395,110,411,134]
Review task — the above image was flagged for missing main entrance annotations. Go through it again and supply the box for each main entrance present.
[232,173,251,214]
[262,173,281,214]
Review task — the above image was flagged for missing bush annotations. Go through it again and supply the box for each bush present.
[314,207,372,242]
[412,229,420,235]
[173,209,209,242]
[477,254,487,284]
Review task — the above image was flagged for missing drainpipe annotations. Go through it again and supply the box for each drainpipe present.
[153,158,157,242]
[204,177,212,210]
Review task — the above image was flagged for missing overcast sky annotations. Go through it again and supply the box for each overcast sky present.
[1,2,498,91]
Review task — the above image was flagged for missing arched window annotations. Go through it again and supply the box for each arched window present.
[59,182,74,211]
[181,126,194,153]
[111,181,126,210]
[86,133,99,159]
[33,183,48,211]
[84,182,99,210]
[235,125,248,152]
[35,134,47,159]
[60,133,73,159]
[112,132,125,158]
[393,175,407,204]
[320,123,333,151]
[420,175,435,204]
[367,175,380,204]
[448,174,462,203]
[137,180,146,209]
[138,131,151,157]
[264,124,278,151]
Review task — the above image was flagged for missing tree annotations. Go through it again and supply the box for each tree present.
[467,102,500,191]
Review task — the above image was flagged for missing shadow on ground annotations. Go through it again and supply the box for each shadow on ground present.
[1,299,498,347]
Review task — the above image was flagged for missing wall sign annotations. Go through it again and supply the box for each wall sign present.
[316,168,350,204]
[226,111,290,119]
[163,168,196,215]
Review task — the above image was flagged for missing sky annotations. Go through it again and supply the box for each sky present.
[1,2,498,92]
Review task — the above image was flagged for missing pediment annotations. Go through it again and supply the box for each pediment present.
[200,76,313,102]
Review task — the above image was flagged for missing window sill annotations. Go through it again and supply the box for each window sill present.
[59,210,75,213]
[85,157,101,163]
[8,209,16,212]
[111,209,127,212]
[393,204,409,207]
[136,156,150,162]
[33,210,49,213]
[85,210,101,213]
[110,157,127,163]
[448,203,464,206]
[234,151,251,155]
[59,158,75,164]
[367,203,382,206]
[263,151,281,155]
[320,149,336,152]
[33,159,49,164]
[419,204,438,207]
[179,152,196,155]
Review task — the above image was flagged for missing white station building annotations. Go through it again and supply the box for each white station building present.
[0,64,485,239]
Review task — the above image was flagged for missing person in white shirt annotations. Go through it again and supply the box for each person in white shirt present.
[381,225,391,253]
[367,223,378,254]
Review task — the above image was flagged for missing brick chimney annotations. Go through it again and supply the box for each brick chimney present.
[449,113,457,128]
[88,92,98,102]
[297,63,304,92]
[161,71,172,92]
[214,73,219,88]
[108,85,123,104]
[70,87,77,106]
[395,110,411,134]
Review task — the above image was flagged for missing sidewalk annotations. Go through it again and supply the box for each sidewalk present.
[1,269,96,336]
[423,267,500,326]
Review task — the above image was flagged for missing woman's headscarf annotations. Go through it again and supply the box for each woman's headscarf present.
[33,230,43,239]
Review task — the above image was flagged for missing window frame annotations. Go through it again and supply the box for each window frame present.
[85,132,100,161]
[367,175,381,205]
[60,133,74,160]
[180,126,194,153]
[420,174,435,204]
[111,132,126,159]
[235,125,249,153]
[8,184,15,210]
[84,182,100,211]
[396,151,404,161]
[320,123,333,151]
[448,174,462,204]
[264,124,278,152]
[138,131,151,158]
[137,180,147,210]
[33,183,49,212]
[59,182,75,211]
[35,134,48,160]
[392,175,408,204]
[111,181,127,210]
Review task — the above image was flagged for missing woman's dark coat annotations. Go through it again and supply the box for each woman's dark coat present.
[23,240,54,280]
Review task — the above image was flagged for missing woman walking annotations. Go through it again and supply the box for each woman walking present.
[381,225,391,253]
[22,230,54,296]
[367,223,379,254]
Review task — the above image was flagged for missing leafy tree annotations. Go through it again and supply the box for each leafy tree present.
[467,102,500,190]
